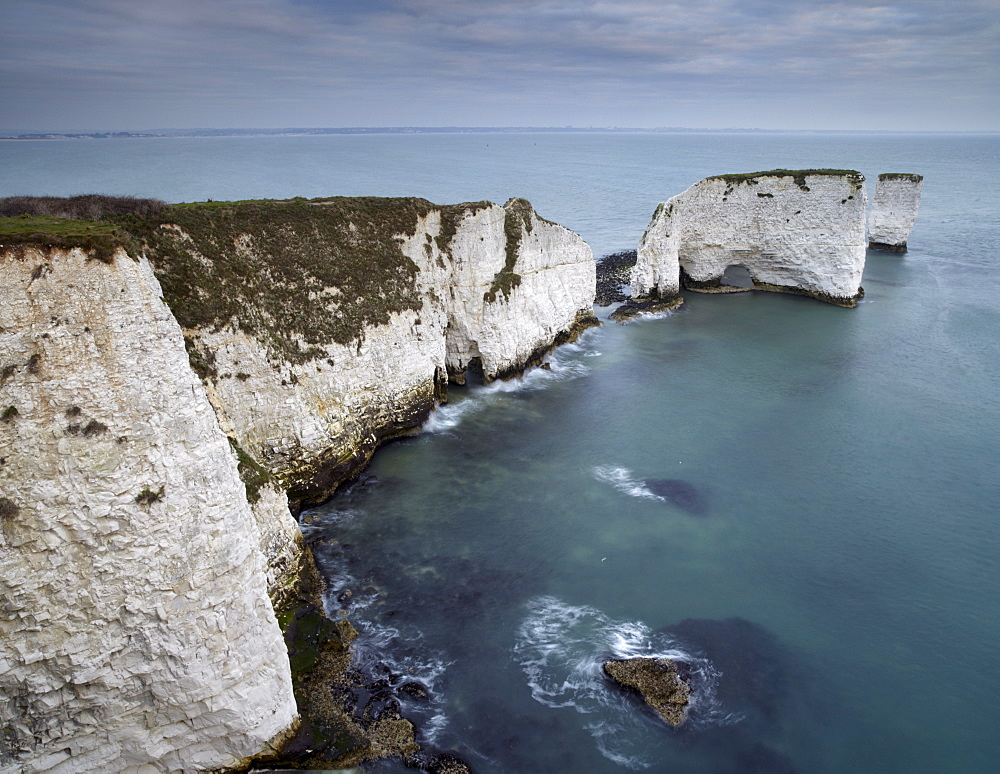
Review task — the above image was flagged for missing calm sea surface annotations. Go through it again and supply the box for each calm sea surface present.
[5,133,999,773]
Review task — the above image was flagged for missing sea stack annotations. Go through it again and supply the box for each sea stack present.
[868,173,923,252]
[630,170,868,308]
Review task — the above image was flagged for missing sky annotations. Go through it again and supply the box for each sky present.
[2,0,998,132]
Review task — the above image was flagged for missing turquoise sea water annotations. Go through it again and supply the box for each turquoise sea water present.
[5,133,999,772]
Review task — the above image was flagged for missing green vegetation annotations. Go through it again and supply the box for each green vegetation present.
[485,198,531,303]
[1,406,17,423]
[0,194,165,220]
[135,486,165,505]
[0,216,134,263]
[709,169,864,192]
[129,197,440,364]
[0,195,163,263]
[435,201,492,255]
[878,173,923,182]
[228,437,272,504]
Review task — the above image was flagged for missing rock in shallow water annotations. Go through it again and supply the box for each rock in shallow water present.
[602,657,691,727]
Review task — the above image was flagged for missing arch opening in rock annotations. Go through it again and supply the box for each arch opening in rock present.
[721,264,754,289]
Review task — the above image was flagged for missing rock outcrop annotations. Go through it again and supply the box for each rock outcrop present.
[631,170,868,307]
[603,657,691,727]
[0,247,296,774]
[0,195,596,772]
[145,196,596,508]
[868,173,923,252]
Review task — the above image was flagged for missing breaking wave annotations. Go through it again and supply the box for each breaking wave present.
[513,595,731,768]
[423,331,599,434]
[311,536,453,747]
[592,465,664,501]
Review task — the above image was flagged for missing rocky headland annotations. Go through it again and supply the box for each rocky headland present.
[0,194,596,773]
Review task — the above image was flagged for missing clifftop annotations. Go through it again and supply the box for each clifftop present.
[707,169,864,190]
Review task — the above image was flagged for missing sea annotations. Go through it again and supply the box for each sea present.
[4,132,999,773]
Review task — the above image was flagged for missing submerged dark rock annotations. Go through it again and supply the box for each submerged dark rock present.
[602,657,691,727]
[660,617,788,723]
[644,478,707,515]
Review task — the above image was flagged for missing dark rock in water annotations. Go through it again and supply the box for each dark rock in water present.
[595,249,638,305]
[609,294,683,322]
[603,657,691,727]
[399,681,430,701]
[661,617,788,724]
[406,749,475,773]
[644,478,707,515]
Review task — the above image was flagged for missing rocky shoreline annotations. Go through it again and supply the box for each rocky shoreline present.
[595,249,637,305]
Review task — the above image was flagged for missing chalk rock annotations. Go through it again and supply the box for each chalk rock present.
[164,197,596,506]
[632,170,868,307]
[868,173,923,252]
[0,247,296,774]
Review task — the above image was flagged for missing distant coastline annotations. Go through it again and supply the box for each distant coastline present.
[3,126,996,141]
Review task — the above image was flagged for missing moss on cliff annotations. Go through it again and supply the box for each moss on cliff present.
[434,201,492,256]
[709,169,864,191]
[484,197,533,303]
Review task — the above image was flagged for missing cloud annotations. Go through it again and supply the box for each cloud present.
[1,0,997,130]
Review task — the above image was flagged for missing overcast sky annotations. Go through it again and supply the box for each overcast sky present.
[2,0,998,132]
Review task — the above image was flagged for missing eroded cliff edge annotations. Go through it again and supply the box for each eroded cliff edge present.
[0,196,596,773]
[629,170,868,310]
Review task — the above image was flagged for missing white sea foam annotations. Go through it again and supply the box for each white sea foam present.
[592,465,664,501]
[423,331,598,434]
[513,595,729,768]
[350,618,455,745]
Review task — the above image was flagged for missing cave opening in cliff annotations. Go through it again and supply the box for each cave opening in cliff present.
[721,264,754,289]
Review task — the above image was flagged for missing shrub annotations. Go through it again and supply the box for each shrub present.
[135,486,165,505]
[0,194,166,220]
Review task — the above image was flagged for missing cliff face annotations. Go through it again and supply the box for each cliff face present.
[0,196,596,772]
[868,173,923,252]
[0,247,296,774]
[150,197,595,507]
[632,170,868,307]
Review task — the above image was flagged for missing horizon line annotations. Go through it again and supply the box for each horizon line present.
[3,126,998,139]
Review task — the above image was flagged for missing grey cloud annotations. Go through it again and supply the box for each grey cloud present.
[1,0,997,131]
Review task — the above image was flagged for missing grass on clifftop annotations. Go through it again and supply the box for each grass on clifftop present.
[0,215,134,263]
[1,194,516,366]
[0,195,165,263]
[129,197,438,365]
[878,173,923,182]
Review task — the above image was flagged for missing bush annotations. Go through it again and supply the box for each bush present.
[0,194,166,220]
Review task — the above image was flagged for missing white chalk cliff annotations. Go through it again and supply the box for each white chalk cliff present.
[175,197,596,506]
[0,248,296,774]
[868,173,923,252]
[0,197,596,772]
[632,170,868,306]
